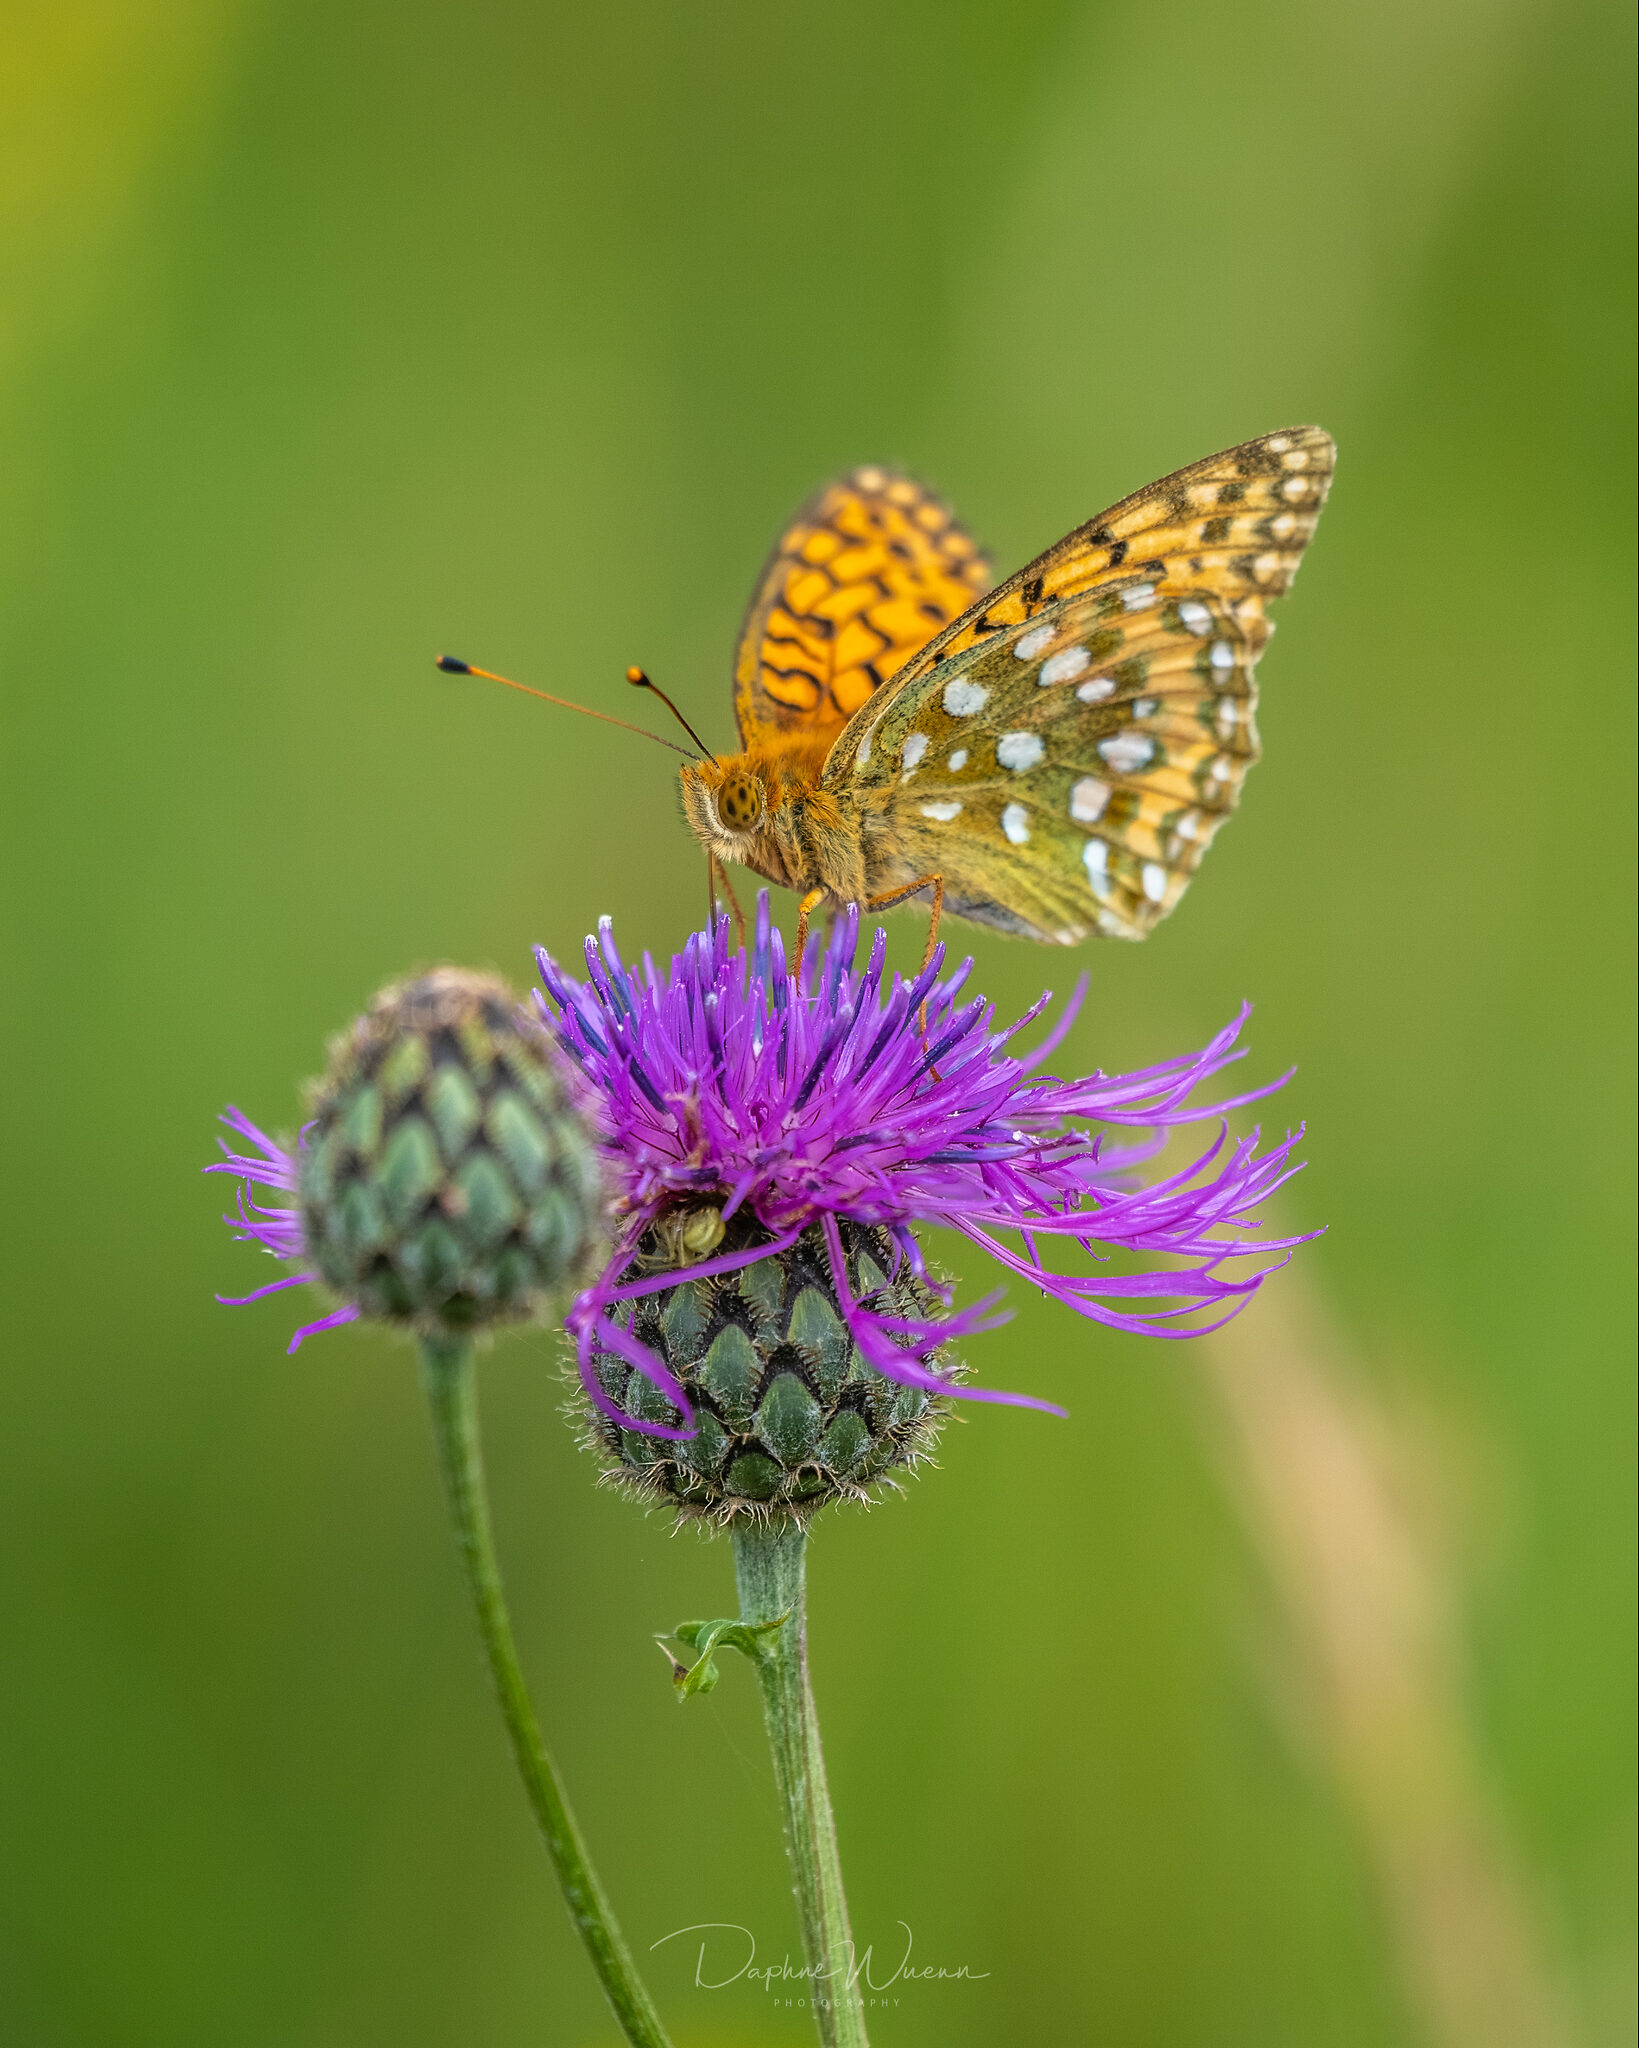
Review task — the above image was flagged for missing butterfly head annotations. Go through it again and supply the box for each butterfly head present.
[679,753,769,856]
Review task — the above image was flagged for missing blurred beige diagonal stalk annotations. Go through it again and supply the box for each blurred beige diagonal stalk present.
[1201,1272,1571,2048]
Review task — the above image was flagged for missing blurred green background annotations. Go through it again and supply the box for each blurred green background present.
[2,1,1633,2043]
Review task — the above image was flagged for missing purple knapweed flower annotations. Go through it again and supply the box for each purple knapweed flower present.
[537,892,1312,1442]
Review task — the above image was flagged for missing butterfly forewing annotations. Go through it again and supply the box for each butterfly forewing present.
[733,467,993,747]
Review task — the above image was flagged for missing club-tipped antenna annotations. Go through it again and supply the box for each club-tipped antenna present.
[435,656,696,757]
[625,667,713,759]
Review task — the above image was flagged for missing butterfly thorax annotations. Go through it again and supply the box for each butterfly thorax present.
[678,733,864,901]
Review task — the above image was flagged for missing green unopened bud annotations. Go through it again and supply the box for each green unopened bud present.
[299,968,603,1332]
[580,1208,961,1522]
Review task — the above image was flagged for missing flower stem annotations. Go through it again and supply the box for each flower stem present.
[419,1333,672,2048]
[732,1518,869,2048]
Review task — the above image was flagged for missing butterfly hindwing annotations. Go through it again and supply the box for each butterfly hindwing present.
[839,584,1259,941]
[822,428,1333,942]
[733,467,993,748]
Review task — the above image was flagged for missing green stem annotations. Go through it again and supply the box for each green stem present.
[419,1333,672,2048]
[732,1518,870,2048]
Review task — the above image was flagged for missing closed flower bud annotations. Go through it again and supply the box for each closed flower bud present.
[291,969,603,1334]
[581,1208,961,1521]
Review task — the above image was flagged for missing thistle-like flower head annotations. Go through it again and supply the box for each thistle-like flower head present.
[537,894,1310,1460]
[209,968,603,1348]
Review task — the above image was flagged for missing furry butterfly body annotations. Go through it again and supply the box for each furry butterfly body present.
[680,428,1334,946]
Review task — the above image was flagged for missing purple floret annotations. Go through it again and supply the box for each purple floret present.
[206,1109,360,1351]
[536,893,1312,1439]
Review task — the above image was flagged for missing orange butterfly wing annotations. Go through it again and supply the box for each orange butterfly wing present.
[733,466,994,747]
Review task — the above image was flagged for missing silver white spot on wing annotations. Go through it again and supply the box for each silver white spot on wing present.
[1177,600,1213,635]
[1014,625,1055,661]
[1039,645,1090,687]
[1131,697,1157,719]
[1121,582,1157,611]
[996,731,1045,772]
[1209,640,1236,671]
[1070,776,1110,823]
[1141,862,1167,903]
[1001,802,1030,845]
[857,727,873,767]
[1098,732,1156,774]
[943,678,988,717]
[1083,838,1111,896]
[947,747,968,771]
[919,799,963,822]
[1076,675,1116,703]
[900,731,928,774]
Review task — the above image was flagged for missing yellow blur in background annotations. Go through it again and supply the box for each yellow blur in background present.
[1,2,1632,2043]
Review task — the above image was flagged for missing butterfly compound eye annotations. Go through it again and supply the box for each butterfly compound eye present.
[719,773,761,829]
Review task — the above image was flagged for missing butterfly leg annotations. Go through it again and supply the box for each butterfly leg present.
[713,858,748,951]
[792,888,827,983]
[864,874,944,1039]
[864,873,944,971]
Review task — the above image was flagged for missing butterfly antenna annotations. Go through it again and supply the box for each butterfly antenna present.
[626,668,712,758]
[435,657,695,757]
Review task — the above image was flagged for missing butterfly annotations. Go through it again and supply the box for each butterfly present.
[678,427,1335,964]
